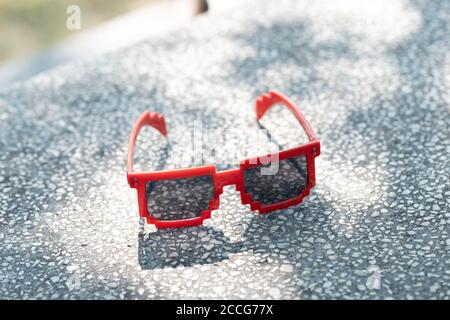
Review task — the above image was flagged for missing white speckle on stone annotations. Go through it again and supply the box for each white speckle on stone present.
[357,284,366,291]
[268,288,281,298]
[430,283,440,293]
[279,264,293,273]
[234,259,246,266]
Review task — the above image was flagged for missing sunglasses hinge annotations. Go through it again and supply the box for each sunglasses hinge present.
[127,176,139,188]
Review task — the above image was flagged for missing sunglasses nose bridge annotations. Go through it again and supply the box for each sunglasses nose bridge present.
[215,168,240,189]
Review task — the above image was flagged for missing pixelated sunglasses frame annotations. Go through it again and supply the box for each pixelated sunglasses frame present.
[127,90,320,229]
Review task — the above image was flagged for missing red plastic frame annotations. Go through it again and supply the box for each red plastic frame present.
[127,90,320,228]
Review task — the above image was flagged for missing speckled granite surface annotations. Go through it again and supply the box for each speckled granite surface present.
[0,0,449,299]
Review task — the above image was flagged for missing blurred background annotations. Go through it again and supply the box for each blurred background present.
[0,0,161,62]
[0,0,214,85]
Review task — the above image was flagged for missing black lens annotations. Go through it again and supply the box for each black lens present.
[243,155,308,205]
[146,175,214,221]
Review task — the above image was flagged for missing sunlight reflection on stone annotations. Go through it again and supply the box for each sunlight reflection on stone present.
[296,0,422,50]
[316,154,387,236]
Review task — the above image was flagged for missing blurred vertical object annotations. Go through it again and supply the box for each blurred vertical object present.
[192,0,208,15]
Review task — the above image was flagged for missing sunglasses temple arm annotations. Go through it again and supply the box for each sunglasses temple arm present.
[255,90,317,141]
[127,111,168,177]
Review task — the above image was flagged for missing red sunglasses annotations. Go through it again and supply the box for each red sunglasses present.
[127,90,320,229]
